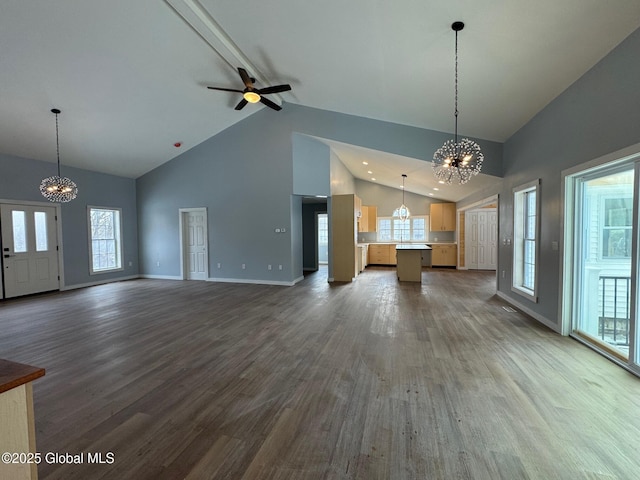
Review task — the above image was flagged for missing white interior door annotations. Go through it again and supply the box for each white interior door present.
[464,208,497,271]
[182,209,208,280]
[1,204,60,298]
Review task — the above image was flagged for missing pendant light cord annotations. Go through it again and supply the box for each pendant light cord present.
[54,110,61,177]
[454,28,459,149]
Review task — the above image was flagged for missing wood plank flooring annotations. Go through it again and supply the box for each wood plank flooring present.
[1,267,640,479]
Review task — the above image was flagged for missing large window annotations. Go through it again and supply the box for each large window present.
[513,180,539,299]
[377,216,427,242]
[88,207,123,274]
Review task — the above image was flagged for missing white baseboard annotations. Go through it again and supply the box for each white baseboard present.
[139,274,183,280]
[495,291,562,334]
[208,276,303,287]
[62,274,140,291]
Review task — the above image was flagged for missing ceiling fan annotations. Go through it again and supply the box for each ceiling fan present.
[207,67,291,111]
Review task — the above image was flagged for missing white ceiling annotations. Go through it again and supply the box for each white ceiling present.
[2,0,640,198]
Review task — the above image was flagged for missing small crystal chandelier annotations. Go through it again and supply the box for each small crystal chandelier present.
[433,21,484,185]
[394,174,410,221]
[40,108,78,203]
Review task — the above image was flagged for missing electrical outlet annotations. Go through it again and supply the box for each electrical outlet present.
[242,264,246,269]
[268,264,272,270]
[156,261,160,267]
[278,265,282,270]
[217,263,221,269]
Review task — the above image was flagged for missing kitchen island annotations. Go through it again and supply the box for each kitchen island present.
[0,359,45,480]
[396,244,431,282]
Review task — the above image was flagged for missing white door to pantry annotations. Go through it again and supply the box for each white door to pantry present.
[1,204,60,298]
[181,208,208,280]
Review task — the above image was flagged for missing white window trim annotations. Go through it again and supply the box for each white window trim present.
[88,206,124,275]
[512,179,540,301]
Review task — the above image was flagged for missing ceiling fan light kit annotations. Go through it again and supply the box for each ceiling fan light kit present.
[207,67,291,111]
[40,108,78,203]
[432,21,484,185]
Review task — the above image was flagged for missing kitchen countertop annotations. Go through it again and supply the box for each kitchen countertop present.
[396,244,431,250]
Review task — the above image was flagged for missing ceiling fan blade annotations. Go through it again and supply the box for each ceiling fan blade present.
[235,98,248,110]
[207,86,244,93]
[237,67,253,88]
[260,96,282,111]
[257,84,292,95]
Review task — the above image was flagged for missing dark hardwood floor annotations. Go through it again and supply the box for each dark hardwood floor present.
[1,267,640,479]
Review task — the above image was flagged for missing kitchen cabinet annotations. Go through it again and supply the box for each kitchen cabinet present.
[332,194,360,281]
[358,205,378,232]
[430,203,456,231]
[431,244,457,267]
[367,243,397,265]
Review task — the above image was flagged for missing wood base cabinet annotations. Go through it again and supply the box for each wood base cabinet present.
[431,244,457,267]
[367,244,397,265]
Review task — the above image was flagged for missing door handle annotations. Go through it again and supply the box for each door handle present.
[4,254,15,258]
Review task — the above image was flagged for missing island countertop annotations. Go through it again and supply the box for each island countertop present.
[0,359,45,394]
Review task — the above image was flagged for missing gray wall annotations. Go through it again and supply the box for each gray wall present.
[137,103,502,284]
[0,153,138,287]
[497,26,640,327]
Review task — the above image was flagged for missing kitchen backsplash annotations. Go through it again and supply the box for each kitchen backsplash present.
[358,231,456,243]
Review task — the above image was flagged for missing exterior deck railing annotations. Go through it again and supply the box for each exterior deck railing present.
[599,276,630,346]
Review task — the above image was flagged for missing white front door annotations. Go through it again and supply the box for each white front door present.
[182,209,208,280]
[1,204,60,298]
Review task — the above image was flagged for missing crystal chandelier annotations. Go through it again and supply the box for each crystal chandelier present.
[40,108,78,202]
[433,22,483,185]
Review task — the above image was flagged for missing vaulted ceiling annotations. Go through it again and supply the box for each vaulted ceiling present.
[2,0,639,198]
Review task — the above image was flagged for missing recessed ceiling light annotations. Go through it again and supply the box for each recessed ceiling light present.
[362,161,369,165]
[438,180,445,184]
[433,187,439,191]
[367,170,373,174]
[429,193,434,196]
[371,177,376,181]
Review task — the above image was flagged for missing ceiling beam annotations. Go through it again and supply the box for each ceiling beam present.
[164,0,284,106]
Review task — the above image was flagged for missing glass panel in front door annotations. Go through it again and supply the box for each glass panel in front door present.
[12,210,27,253]
[34,211,49,252]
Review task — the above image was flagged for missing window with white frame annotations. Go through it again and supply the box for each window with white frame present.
[513,180,539,299]
[88,207,123,274]
[602,197,632,259]
[377,216,428,242]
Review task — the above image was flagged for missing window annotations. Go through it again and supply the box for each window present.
[513,180,539,299]
[602,197,632,258]
[377,216,428,242]
[88,207,123,274]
